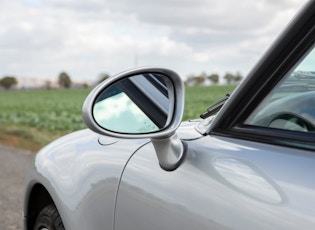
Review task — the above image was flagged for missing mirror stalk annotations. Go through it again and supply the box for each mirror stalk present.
[151,134,186,171]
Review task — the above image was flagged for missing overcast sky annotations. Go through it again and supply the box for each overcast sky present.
[0,0,309,82]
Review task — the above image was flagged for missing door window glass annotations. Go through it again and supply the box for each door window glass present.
[245,46,315,132]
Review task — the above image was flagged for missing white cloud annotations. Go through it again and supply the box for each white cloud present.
[0,0,308,81]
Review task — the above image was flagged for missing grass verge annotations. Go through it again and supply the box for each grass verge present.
[0,125,70,152]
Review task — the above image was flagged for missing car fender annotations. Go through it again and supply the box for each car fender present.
[24,129,150,230]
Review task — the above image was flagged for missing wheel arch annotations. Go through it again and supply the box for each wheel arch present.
[25,183,55,229]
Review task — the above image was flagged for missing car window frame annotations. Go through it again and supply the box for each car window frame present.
[210,21,315,151]
[239,32,315,150]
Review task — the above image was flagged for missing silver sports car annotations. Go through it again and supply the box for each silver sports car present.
[24,1,315,229]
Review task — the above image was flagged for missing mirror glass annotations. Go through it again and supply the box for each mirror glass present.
[92,73,173,134]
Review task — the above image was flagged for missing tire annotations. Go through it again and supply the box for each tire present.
[34,204,65,230]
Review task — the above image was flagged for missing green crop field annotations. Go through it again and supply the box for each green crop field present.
[0,85,236,151]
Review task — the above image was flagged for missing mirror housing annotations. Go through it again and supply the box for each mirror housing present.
[82,67,185,139]
[82,67,186,170]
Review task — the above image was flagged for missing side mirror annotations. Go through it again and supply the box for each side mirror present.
[82,67,185,139]
[82,67,186,171]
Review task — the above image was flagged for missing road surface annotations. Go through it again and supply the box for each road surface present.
[0,145,33,230]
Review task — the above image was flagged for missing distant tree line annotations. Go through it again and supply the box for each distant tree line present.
[0,70,243,90]
[0,71,105,90]
[185,72,243,86]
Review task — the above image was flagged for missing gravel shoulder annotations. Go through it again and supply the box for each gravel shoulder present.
[0,145,33,230]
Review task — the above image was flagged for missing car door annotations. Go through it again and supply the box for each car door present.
[115,3,315,230]
[115,133,315,229]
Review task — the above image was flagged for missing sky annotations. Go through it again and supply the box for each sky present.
[0,0,309,83]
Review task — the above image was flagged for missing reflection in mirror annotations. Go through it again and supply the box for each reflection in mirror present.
[92,73,173,134]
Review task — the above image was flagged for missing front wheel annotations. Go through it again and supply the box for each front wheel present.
[34,204,65,230]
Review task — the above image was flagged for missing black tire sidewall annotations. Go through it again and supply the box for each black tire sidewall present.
[34,204,65,230]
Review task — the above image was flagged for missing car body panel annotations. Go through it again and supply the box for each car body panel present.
[116,135,315,230]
